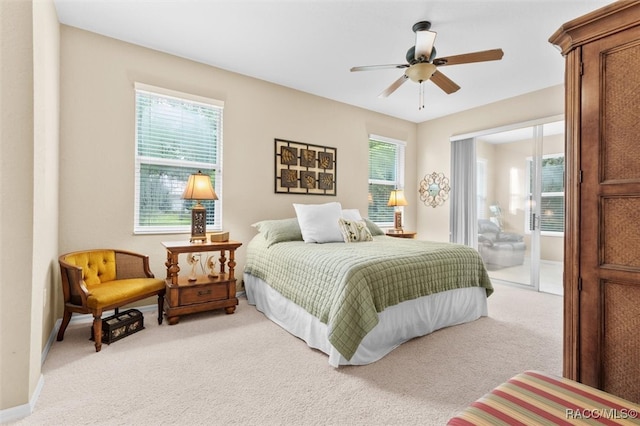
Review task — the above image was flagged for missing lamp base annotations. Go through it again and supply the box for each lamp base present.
[190,204,207,243]
[393,210,403,233]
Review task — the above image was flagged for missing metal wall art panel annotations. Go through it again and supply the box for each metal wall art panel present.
[274,139,337,195]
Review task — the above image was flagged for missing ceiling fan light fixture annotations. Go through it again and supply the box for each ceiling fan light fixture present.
[414,30,437,61]
[405,63,437,83]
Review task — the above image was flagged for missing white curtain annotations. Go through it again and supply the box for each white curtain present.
[450,138,477,247]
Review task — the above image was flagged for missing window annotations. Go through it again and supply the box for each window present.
[526,154,565,235]
[134,83,223,234]
[368,135,405,225]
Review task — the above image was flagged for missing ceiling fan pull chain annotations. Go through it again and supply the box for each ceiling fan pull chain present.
[419,81,424,110]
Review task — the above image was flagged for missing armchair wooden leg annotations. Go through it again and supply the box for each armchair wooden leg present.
[93,315,103,352]
[157,293,164,325]
[57,309,72,341]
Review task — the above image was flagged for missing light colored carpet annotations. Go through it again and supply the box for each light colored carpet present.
[13,282,562,425]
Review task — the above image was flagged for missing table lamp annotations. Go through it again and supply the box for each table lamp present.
[182,171,218,243]
[387,189,408,233]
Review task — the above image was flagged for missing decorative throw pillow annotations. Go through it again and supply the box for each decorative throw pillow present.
[338,218,373,243]
[293,202,344,243]
[341,209,363,221]
[363,218,385,236]
[251,218,303,246]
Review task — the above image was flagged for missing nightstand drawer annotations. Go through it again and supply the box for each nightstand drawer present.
[179,283,228,306]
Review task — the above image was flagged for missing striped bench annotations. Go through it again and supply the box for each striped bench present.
[448,370,640,425]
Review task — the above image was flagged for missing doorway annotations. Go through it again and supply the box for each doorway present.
[454,118,564,295]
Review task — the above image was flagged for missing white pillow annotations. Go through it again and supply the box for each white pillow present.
[293,202,344,243]
[341,209,363,221]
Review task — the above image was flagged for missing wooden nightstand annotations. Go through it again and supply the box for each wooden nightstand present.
[162,240,242,325]
[386,231,417,239]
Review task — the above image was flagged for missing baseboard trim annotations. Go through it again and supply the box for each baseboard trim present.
[42,320,60,366]
[0,375,44,424]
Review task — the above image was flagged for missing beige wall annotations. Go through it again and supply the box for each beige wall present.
[33,0,60,368]
[58,26,418,301]
[0,0,60,413]
[0,0,34,411]
[415,85,565,242]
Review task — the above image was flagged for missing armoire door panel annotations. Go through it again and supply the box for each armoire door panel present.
[602,280,640,403]
[602,40,640,183]
[602,196,640,269]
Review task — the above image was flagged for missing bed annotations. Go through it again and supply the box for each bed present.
[243,211,493,367]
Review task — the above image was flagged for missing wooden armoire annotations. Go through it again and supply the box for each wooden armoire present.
[550,1,640,403]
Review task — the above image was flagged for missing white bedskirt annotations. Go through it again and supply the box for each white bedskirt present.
[244,273,488,367]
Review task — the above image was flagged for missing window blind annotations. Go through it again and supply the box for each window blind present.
[134,84,223,234]
[540,156,564,232]
[527,155,565,234]
[368,136,405,224]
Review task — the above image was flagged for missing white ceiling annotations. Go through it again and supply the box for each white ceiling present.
[53,0,613,123]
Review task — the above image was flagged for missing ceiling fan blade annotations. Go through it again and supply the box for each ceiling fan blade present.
[350,64,408,72]
[414,30,437,61]
[430,70,460,94]
[433,48,504,66]
[378,75,409,98]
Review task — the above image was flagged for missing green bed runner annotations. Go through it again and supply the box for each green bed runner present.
[244,235,493,360]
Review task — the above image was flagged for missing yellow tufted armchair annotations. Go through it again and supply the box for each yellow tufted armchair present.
[57,249,166,352]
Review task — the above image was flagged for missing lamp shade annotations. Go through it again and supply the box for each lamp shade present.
[182,171,218,201]
[387,189,408,207]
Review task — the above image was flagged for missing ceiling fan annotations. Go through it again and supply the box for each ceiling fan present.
[350,21,504,110]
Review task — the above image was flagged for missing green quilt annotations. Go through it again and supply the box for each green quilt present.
[244,235,493,360]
